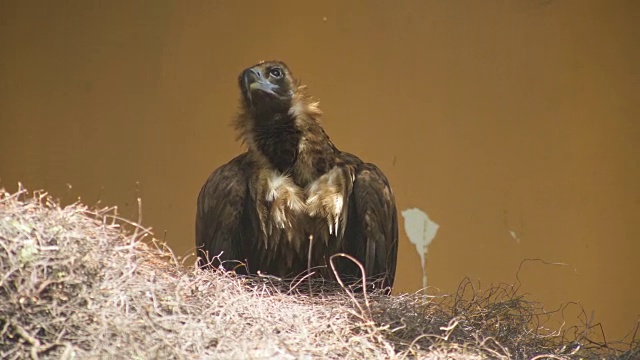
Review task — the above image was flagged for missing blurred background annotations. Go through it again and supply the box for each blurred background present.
[1,0,638,342]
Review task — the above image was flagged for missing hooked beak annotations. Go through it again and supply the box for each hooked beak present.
[243,68,279,98]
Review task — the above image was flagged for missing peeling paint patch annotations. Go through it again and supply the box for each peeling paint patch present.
[401,208,439,288]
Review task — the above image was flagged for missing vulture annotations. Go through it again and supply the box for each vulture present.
[195,61,398,291]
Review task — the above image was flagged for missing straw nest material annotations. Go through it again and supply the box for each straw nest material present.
[1,187,638,359]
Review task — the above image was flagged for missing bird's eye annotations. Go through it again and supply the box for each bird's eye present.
[269,67,283,79]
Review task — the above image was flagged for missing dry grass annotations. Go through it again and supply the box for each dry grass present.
[1,186,638,359]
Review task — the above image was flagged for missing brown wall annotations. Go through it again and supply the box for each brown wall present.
[1,1,638,341]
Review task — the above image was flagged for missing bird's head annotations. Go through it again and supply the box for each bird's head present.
[239,61,296,113]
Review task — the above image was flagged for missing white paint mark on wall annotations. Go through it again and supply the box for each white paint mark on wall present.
[508,230,521,243]
[401,208,439,288]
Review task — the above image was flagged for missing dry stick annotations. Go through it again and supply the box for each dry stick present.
[13,323,40,347]
[288,271,316,295]
[328,253,372,321]
[530,355,567,360]
[477,335,511,359]
[12,323,44,360]
[400,319,466,360]
[514,258,568,294]
[104,214,153,238]
[307,234,313,295]
[131,195,143,243]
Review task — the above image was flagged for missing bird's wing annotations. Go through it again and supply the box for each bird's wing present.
[195,154,254,271]
[342,161,399,292]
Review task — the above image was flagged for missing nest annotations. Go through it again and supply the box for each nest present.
[1,187,638,359]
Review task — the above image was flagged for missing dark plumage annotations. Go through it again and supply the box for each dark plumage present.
[196,61,398,292]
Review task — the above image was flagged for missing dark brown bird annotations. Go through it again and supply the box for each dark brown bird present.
[195,61,398,292]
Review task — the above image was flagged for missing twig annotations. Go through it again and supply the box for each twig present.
[329,253,372,321]
[307,234,314,296]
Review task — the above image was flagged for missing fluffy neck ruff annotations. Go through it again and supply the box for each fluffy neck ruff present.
[235,84,324,173]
